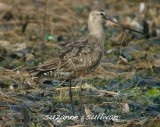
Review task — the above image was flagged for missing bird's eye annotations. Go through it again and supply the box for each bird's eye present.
[100,12,105,16]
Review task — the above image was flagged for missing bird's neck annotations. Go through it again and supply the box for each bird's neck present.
[88,22,105,52]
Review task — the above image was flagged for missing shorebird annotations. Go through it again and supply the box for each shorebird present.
[27,9,143,114]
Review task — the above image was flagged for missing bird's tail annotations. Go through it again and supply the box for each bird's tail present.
[26,66,41,78]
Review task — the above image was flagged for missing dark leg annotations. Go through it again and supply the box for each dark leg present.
[69,79,75,115]
[79,79,83,118]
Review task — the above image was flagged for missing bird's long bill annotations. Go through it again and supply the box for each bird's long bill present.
[105,16,144,34]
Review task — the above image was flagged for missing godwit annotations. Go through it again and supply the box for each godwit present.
[27,9,143,114]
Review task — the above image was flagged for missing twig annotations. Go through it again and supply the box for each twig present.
[116,29,127,74]
[41,0,48,63]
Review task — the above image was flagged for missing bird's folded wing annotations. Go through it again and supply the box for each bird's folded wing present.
[27,37,102,78]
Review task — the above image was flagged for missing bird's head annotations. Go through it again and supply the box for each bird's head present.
[88,9,106,25]
[89,9,144,34]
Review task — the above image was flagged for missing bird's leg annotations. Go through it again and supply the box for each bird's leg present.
[79,79,83,117]
[69,79,75,115]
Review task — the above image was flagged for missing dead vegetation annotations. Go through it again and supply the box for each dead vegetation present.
[0,0,160,127]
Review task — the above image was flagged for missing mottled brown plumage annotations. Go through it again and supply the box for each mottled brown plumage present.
[28,9,106,79]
